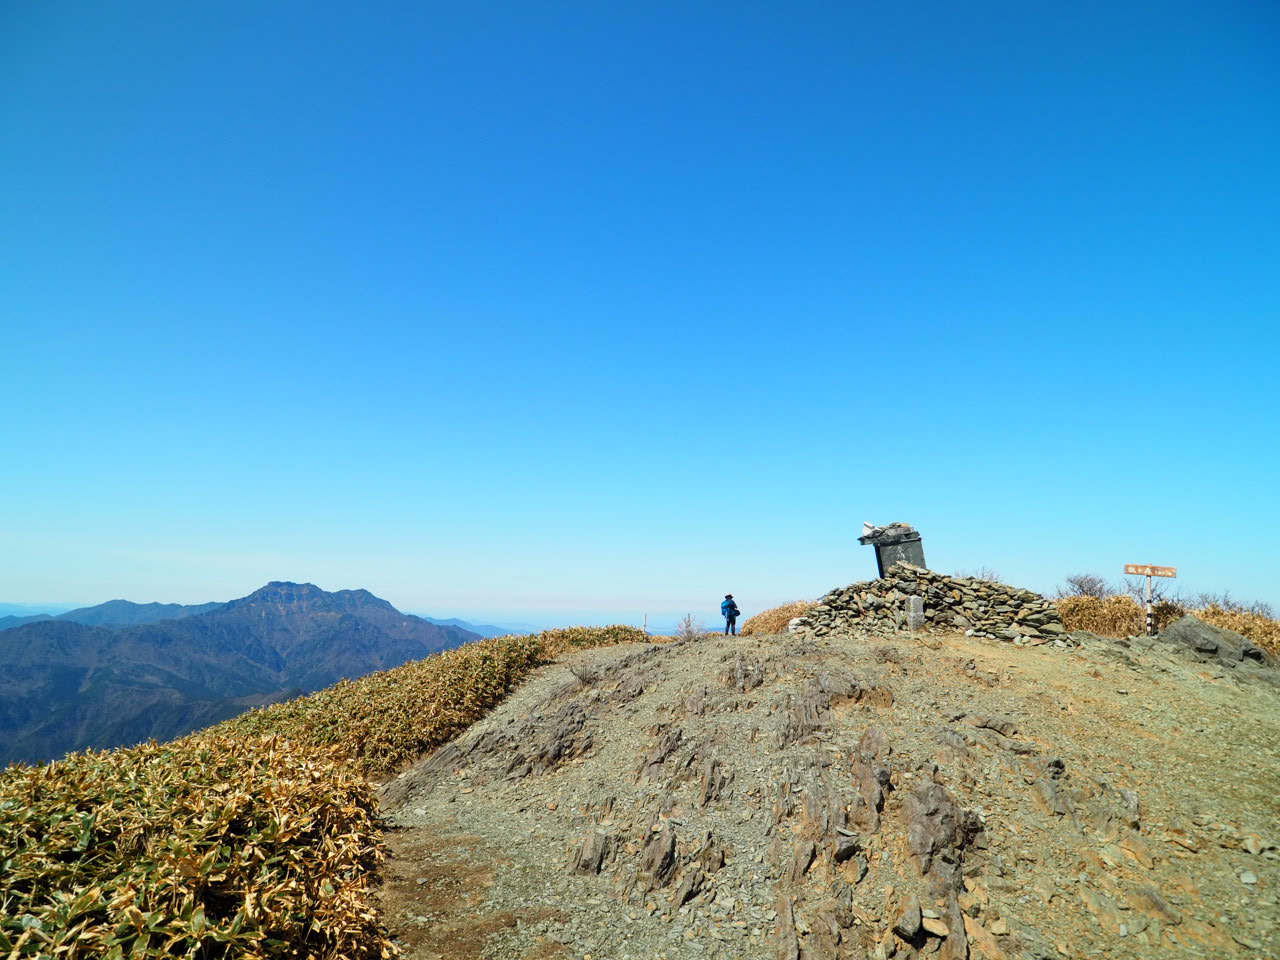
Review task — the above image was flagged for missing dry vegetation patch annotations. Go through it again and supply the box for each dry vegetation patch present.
[740,600,816,635]
[219,633,547,778]
[537,624,649,657]
[1195,605,1280,655]
[218,626,650,777]
[0,735,388,959]
[1054,595,1184,637]
[1056,595,1280,654]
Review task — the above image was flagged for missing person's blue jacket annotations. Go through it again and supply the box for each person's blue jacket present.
[722,599,740,620]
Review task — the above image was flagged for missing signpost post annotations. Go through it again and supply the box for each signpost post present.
[1124,564,1177,636]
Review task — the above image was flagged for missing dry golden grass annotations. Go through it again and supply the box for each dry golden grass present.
[219,626,650,777]
[1056,596,1280,655]
[1055,595,1185,637]
[1195,605,1280,656]
[740,600,816,636]
[219,632,546,777]
[0,625,653,959]
[538,624,650,657]
[0,735,389,959]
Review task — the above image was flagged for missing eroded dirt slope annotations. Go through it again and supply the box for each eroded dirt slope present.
[377,627,1280,960]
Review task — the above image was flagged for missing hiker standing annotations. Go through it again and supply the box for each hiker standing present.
[722,594,741,636]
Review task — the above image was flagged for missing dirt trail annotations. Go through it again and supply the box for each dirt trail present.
[377,627,1280,959]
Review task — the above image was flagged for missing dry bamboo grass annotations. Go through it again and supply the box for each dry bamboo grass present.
[1195,605,1280,656]
[0,625,653,959]
[0,735,390,959]
[539,624,650,657]
[740,600,816,636]
[219,632,546,777]
[1055,596,1280,654]
[1054,595,1183,637]
[218,626,650,776]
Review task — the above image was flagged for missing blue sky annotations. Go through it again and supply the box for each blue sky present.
[3,0,1278,626]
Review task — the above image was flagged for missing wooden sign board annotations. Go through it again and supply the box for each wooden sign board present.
[1125,564,1177,578]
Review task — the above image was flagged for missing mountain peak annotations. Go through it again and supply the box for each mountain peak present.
[250,581,325,599]
[233,582,398,615]
[0,581,480,764]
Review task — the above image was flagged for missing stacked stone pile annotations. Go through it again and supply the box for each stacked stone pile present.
[793,561,1066,644]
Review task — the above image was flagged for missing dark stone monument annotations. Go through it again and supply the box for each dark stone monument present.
[858,522,926,577]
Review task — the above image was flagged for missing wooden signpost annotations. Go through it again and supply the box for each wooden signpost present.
[1124,564,1177,635]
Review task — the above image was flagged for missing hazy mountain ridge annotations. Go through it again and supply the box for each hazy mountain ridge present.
[419,615,532,638]
[0,613,54,630]
[0,582,480,765]
[0,598,224,632]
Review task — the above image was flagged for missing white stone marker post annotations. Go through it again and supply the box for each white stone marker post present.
[906,595,926,632]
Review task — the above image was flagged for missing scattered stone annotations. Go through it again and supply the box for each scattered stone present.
[972,715,1020,738]
[793,563,1065,644]
[893,897,922,940]
[572,831,615,875]
[637,823,678,888]
[921,915,950,937]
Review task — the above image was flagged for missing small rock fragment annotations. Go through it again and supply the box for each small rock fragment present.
[921,916,950,937]
[894,896,922,940]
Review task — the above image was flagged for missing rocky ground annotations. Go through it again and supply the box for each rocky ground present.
[376,623,1280,960]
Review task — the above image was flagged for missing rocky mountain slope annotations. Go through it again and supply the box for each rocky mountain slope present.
[0,582,479,765]
[377,623,1279,959]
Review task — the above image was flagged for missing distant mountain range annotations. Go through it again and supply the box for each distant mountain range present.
[419,615,533,638]
[0,582,479,766]
[0,599,224,632]
[0,601,79,619]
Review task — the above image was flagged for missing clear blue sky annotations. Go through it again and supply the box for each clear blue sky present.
[3,0,1278,625]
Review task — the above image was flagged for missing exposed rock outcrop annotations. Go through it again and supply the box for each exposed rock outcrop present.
[1158,614,1274,668]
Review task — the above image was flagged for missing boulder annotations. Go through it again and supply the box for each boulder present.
[1159,615,1273,666]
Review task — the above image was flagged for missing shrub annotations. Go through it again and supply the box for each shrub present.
[1190,592,1274,618]
[740,600,816,636]
[672,615,706,642]
[1054,573,1115,599]
[953,567,1002,583]
[217,626,651,777]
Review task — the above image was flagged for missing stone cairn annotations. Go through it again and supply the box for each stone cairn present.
[791,561,1067,644]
